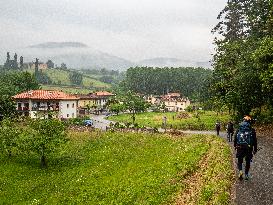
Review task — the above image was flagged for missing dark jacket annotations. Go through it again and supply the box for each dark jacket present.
[234,124,257,158]
[227,122,234,133]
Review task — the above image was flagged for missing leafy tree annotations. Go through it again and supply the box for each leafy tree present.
[109,103,125,115]
[0,118,20,157]
[122,91,148,123]
[0,71,39,118]
[69,71,83,85]
[0,95,16,118]
[210,0,273,118]
[100,75,114,84]
[60,63,67,69]
[36,71,52,84]
[46,60,54,69]
[28,119,67,167]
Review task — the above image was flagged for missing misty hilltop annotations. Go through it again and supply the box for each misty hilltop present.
[2,42,211,70]
[29,42,88,49]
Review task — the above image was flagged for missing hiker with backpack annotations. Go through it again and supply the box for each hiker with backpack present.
[234,115,257,180]
[226,121,234,142]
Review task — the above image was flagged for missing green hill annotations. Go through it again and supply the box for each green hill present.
[27,68,111,93]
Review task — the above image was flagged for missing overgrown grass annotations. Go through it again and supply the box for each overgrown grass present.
[197,139,233,205]
[108,111,232,130]
[0,131,233,204]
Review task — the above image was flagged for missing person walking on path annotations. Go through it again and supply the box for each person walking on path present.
[234,115,257,180]
[215,121,221,136]
[227,121,234,142]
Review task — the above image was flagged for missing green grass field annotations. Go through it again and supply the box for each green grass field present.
[108,111,232,130]
[0,131,233,204]
[27,68,111,89]
[41,84,92,94]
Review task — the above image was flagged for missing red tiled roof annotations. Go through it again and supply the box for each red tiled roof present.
[95,91,115,96]
[13,90,79,100]
[76,94,99,100]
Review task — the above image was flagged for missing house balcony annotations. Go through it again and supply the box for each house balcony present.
[31,106,59,111]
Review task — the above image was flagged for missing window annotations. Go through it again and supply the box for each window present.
[67,114,69,118]
[72,113,75,118]
[72,103,75,108]
[67,104,69,108]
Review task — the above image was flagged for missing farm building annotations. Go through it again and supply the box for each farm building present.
[12,90,79,119]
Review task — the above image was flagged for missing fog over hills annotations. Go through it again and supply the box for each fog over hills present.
[29,42,88,49]
[137,57,211,68]
[2,42,211,70]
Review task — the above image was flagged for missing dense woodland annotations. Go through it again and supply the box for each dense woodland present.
[123,67,212,101]
[210,0,273,121]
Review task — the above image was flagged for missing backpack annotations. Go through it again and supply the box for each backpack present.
[227,123,234,132]
[236,121,253,146]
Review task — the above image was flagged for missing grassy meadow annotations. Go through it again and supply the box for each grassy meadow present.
[108,111,232,130]
[41,84,91,94]
[0,131,233,204]
[27,68,111,89]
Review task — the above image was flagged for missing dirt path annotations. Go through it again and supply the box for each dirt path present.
[233,135,273,205]
[181,131,273,205]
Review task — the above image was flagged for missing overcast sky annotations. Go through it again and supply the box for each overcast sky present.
[0,0,227,63]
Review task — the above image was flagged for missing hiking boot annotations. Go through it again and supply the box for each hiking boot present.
[245,174,250,180]
[238,171,243,180]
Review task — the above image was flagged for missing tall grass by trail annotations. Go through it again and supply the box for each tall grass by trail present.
[0,131,233,204]
[108,111,232,131]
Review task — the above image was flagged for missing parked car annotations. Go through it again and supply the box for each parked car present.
[84,119,93,127]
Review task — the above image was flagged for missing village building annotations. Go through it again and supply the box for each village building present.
[12,90,79,119]
[23,62,48,70]
[77,91,115,115]
[145,92,190,112]
[94,91,115,107]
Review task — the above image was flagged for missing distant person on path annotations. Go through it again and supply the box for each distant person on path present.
[162,116,167,131]
[226,121,234,142]
[215,121,221,136]
[234,115,257,180]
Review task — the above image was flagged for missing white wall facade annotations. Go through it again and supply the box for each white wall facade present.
[59,100,77,119]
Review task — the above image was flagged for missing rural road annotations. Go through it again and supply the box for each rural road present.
[91,114,273,205]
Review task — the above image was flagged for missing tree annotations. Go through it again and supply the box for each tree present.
[60,63,67,69]
[0,71,39,118]
[0,95,16,118]
[28,119,67,167]
[122,91,148,123]
[99,75,114,84]
[0,118,20,157]
[210,0,273,118]
[69,71,83,85]
[46,60,54,69]
[36,71,52,84]
[109,103,125,115]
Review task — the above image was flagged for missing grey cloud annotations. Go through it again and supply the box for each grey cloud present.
[0,0,227,63]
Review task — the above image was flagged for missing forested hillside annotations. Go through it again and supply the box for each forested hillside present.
[123,66,212,101]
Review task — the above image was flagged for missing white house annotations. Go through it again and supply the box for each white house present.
[145,93,191,112]
[12,90,79,119]
[94,91,115,107]
[161,92,190,112]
